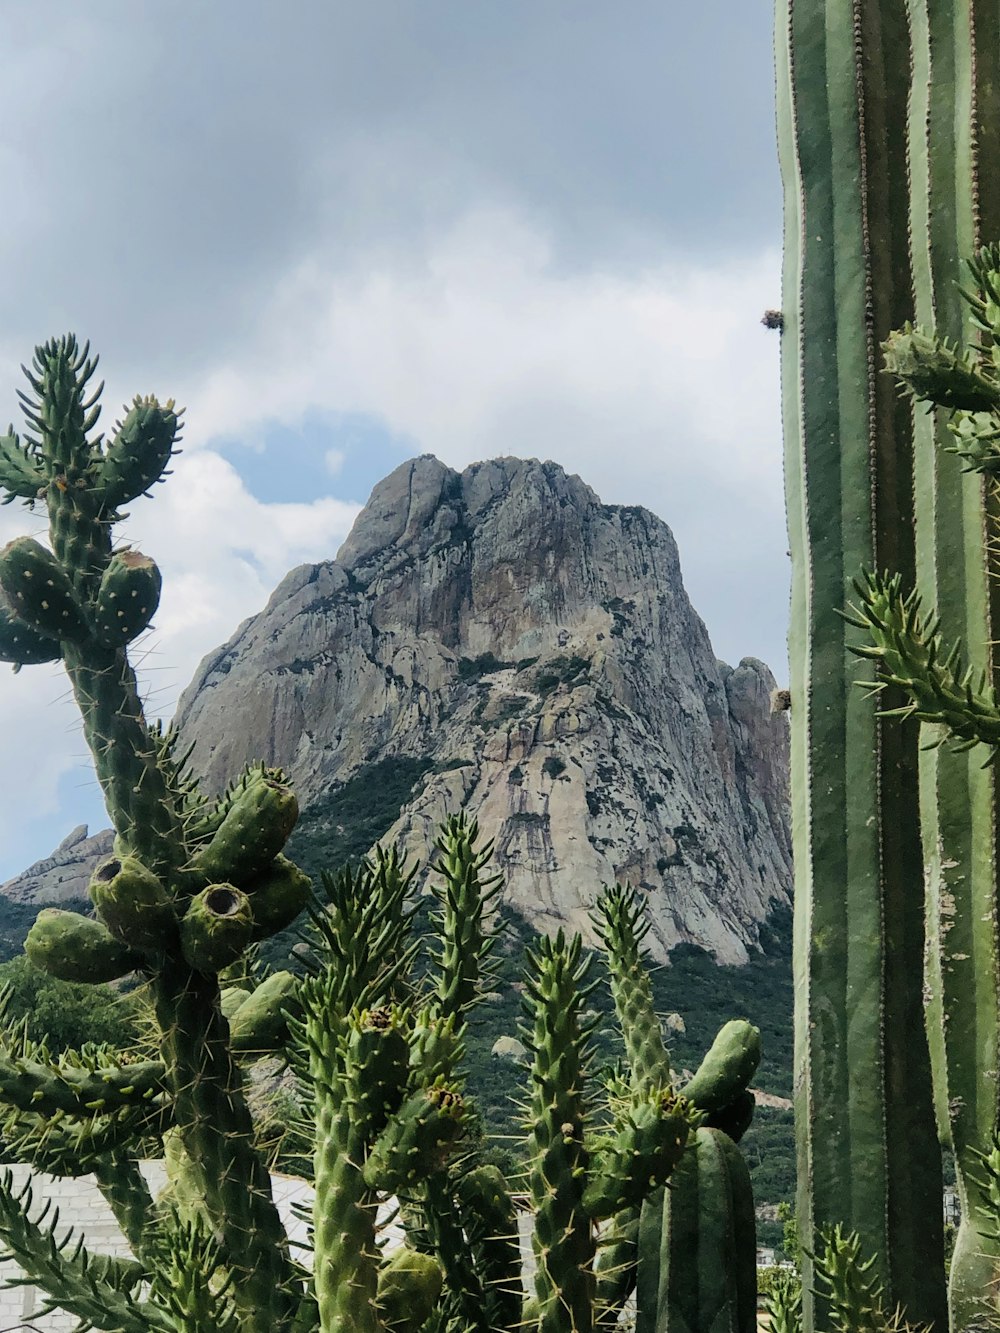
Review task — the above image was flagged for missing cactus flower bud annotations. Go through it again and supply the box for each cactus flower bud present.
[192,776,299,886]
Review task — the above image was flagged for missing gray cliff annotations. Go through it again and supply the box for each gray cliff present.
[2,455,790,963]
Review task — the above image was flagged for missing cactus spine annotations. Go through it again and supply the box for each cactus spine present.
[776,3,949,1326]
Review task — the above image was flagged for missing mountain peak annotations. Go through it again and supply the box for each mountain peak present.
[171,454,789,962]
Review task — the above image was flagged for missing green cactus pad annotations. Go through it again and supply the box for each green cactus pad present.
[92,550,162,648]
[179,884,253,973]
[244,854,311,940]
[0,537,87,643]
[229,970,299,1053]
[88,855,175,951]
[25,908,142,984]
[655,1126,757,1333]
[192,776,299,886]
[363,1084,467,1191]
[0,601,60,667]
[681,1019,760,1114]
[376,1247,444,1333]
[98,395,181,508]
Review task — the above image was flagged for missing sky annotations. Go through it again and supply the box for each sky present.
[0,2,785,880]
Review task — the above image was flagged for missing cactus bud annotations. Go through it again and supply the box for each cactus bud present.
[180,884,253,973]
[92,550,161,648]
[229,970,300,1053]
[244,854,311,940]
[346,1008,410,1138]
[25,908,142,984]
[0,537,87,642]
[191,776,299,886]
[98,395,181,507]
[88,855,175,951]
[583,1091,691,1218]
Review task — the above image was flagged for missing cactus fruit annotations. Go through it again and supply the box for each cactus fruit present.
[227,969,299,1053]
[179,885,254,974]
[191,775,299,886]
[92,549,162,648]
[88,855,175,951]
[25,908,142,984]
[0,599,61,666]
[363,1083,468,1192]
[244,854,311,940]
[376,1247,445,1333]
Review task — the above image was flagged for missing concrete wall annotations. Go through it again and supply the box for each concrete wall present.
[0,1163,314,1332]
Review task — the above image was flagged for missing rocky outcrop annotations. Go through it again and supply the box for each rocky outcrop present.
[2,825,113,904]
[2,455,791,963]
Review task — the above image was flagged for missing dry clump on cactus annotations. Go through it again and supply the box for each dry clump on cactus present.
[0,336,763,1333]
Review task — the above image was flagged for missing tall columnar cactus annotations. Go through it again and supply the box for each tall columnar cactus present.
[848,244,1000,1328]
[775,4,958,1327]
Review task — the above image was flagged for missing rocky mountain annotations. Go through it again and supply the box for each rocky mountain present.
[2,455,791,964]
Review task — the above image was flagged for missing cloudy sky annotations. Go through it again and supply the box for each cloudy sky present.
[0,2,784,880]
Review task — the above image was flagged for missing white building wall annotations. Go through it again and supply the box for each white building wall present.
[0,1163,314,1332]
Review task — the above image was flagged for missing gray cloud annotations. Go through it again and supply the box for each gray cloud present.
[0,3,780,377]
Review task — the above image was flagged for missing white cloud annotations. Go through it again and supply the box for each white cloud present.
[324,447,346,476]
[0,207,785,878]
[183,209,782,505]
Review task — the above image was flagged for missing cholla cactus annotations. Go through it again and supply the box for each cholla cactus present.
[0,337,741,1332]
[595,886,760,1333]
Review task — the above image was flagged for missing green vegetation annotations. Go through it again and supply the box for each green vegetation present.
[0,335,781,1332]
[0,954,141,1052]
[457,652,512,679]
[534,654,590,694]
[286,757,434,877]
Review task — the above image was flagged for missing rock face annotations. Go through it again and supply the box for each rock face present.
[2,455,791,963]
[2,825,114,905]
